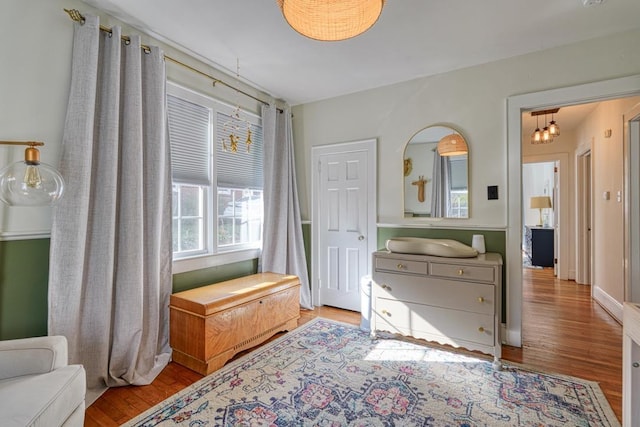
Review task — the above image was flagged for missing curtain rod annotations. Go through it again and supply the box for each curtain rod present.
[64,8,283,113]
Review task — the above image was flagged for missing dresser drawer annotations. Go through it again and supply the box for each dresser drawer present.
[373,272,494,315]
[375,257,428,275]
[374,298,495,347]
[430,262,495,283]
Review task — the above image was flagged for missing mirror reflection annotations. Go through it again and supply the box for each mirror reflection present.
[403,125,469,218]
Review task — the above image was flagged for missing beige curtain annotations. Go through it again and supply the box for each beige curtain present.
[48,15,172,404]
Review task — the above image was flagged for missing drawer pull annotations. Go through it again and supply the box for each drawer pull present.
[478,327,485,333]
[396,263,406,270]
[381,309,391,317]
[478,297,485,303]
[458,269,464,276]
[381,284,391,290]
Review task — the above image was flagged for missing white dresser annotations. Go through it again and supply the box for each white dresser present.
[371,250,503,365]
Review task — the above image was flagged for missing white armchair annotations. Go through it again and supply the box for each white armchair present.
[0,336,86,427]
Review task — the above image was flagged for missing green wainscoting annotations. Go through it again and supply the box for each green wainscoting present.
[0,239,50,340]
[302,223,311,280]
[0,238,261,340]
[377,227,506,259]
[0,225,506,340]
[172,259,259,293]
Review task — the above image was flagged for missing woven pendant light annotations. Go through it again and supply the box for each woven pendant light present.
[277,0,385,41]
[437,133,468,156]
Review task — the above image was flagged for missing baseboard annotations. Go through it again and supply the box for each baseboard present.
[593,285,623,323]
[504,324,522,348]
[568,269,576,281]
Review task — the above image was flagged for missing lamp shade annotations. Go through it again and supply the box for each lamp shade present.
[0,151,65,206]
[530,196,552,209]
[437,133,468,156]
[277,0,385,41]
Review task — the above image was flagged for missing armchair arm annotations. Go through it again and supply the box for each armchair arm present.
[0,335,69,380]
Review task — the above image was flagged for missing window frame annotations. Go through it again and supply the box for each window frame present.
[168,82,263,273]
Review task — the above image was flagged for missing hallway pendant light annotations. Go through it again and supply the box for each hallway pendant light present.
[548,112,560,137]
[437,133,468,156]
[277,0,385,41]
[0,141,65,206]
[531,115,542,144]
[530,108,559,145]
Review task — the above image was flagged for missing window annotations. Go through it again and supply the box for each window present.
[167,83,263,265]
[447,156,468,218]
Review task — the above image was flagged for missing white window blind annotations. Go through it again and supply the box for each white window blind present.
[167,95,211,186]
[216,111,264,189]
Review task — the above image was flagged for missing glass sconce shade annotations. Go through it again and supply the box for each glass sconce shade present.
[0,159,65,206]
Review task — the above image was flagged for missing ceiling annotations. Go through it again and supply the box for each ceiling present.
[82,0,640,107]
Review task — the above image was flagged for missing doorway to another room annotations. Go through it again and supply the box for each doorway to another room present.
[522,161,557,274]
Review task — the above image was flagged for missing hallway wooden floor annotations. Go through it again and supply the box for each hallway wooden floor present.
[503,267,622,419]
[84,268,623,425]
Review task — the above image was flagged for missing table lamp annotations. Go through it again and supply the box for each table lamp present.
[530,196,552,226]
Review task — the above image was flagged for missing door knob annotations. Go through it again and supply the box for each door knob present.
[633,362,640,368]
[358,235,365,241]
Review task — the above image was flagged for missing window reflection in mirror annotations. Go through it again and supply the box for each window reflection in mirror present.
[403,125,469,218]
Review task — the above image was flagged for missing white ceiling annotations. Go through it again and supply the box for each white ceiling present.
[82,0,640,107]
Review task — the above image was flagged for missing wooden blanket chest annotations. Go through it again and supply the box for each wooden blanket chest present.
[170,272,300,375]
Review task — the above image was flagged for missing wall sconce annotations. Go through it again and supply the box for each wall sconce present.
[530,196,552,226]
[0,141,65,206]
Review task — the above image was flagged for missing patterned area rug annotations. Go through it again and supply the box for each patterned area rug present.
[124,318,619,426]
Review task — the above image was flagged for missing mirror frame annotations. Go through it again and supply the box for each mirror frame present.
[403,124,469,219]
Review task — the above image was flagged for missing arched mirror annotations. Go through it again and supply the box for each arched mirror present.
[403,125,469,218]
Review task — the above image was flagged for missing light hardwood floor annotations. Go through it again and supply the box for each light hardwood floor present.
[84,268,623,425]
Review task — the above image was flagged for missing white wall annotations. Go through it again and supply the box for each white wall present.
[522,162,555,227]
[292,29,640,229]
[0,0,75,237]
[575,97,640,319]
[0,0,269,238]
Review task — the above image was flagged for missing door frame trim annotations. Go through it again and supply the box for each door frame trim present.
[311,138,378,307]
[506,74,640,348]
[576,148,592,285]
[624,103,640,302]
[522,154,569,280]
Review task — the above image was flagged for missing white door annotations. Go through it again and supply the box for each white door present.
[312,140,377,312]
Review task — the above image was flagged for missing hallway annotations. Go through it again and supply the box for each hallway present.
[503,267,622,420]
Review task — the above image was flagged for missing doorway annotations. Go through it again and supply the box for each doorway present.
[521,153,568,281]
[576,149,592,285]
[311,139,377,311]
[506,74,640,348]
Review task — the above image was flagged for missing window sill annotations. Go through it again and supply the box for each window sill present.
[172,248,261,274]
